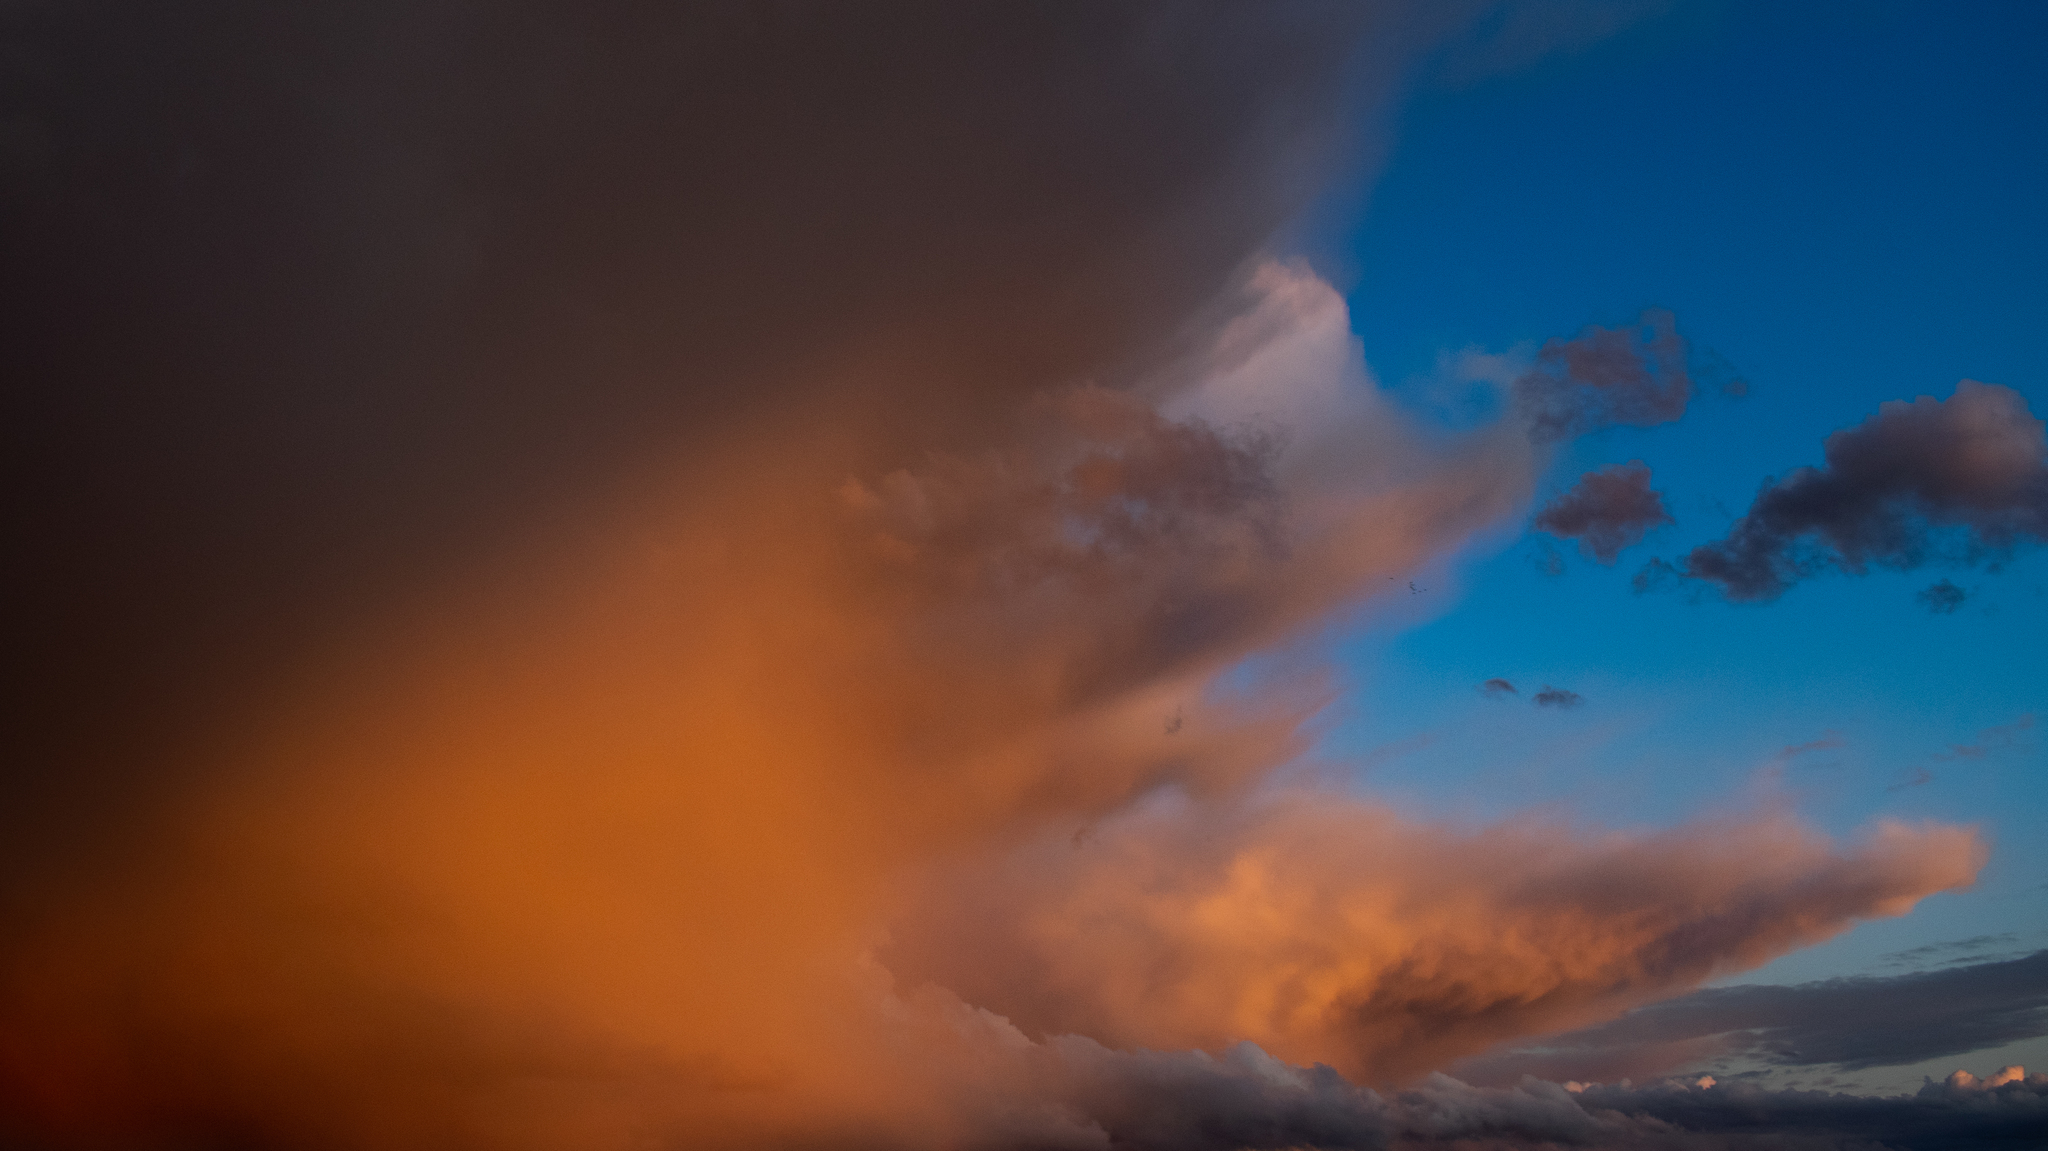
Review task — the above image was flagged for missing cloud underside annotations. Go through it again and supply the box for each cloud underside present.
[0,5,2008,1151]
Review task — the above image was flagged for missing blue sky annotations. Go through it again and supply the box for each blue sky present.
[1316,0,2046,1018]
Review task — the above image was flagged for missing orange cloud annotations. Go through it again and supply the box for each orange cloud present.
[885,796,1984,1087]
[0,264,1985,1150]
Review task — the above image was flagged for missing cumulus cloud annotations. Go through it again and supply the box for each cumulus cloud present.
[1513,308,1693,443]
[1452,950,2048,1087]
[1660,381,2048,601]
[1536,460,1675,563]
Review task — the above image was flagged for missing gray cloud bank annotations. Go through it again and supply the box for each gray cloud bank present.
[1452,950,2048,1086]
[976,1036,2048,1151]
[1652,382,2048,601]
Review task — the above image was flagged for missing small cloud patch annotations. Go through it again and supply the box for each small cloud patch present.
[1918,578,1969,613]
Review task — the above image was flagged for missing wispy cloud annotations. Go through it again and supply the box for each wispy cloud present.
[1893,714,2036,789]
[1880,933,2027,970]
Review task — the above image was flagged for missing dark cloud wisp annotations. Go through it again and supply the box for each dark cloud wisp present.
[1881,934,2030,971]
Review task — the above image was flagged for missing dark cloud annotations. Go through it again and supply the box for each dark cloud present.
[1535,460,1675,563]
[1563,1070,2048,1151]
[1451,950,2048,1085]
[1533,685,1584,708]
[1513,308,1693,443]
[0,0,1376,873]
[1661,382,2048,601]
[990,1035,2048,1151]
[1482,678,1520,698]
[1918,578,1970,613]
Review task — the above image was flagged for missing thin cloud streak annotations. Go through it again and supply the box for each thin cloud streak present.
[1513,308,1692,443]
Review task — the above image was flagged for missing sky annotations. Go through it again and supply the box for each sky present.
[1337,0,2047,950]
[1316,0,2048,1098]
[0,3,2043,1150]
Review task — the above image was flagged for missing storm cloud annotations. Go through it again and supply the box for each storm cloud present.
[0,6,1999,1151]
[1665,381,2048,601]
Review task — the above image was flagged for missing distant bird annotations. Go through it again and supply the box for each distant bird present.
[1408,581,1424,594]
